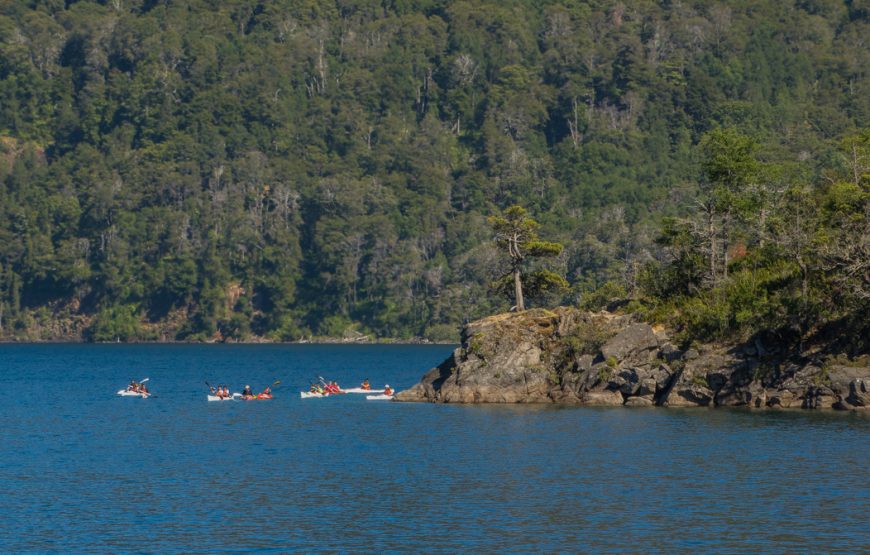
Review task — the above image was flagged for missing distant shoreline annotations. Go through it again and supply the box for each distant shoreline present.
[0,338,458,346]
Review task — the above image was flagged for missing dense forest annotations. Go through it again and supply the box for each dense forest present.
[0,0,867,346]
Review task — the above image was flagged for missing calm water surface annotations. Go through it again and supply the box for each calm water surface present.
[1,344,868,553]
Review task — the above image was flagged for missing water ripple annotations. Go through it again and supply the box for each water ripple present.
[0,345,868,553]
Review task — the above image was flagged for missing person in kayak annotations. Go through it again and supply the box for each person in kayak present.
[259,386,272,399]
[128,379,139,392]
[383,384,393,396]
[329,381,341,393]
[241,385,254,398]
[222,386,230,398]
[361,379,371,390]
[140,383,149,395]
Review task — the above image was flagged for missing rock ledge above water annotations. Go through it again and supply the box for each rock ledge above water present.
[394,307,870,410]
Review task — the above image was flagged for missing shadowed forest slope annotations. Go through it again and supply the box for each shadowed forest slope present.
[0,1,867,342]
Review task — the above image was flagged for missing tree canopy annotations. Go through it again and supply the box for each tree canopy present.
[0,1,867,343]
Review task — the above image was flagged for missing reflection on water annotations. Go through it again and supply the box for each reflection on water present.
[0,344,868,553]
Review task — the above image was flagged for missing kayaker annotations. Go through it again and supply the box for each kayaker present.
[383,384,393,396]
[242,385,254,398]
[361,379,371,390]
[128,379,138,392]
[140,383,149,395]
[329,381,341,393]
[222,386,230,398]
[261,386,272,398]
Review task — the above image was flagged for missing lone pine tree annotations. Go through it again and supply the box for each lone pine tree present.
[489,205,567,311]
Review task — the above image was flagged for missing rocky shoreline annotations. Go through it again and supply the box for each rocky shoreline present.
[394,307,870,410]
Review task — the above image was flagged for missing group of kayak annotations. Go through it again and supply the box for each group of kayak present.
[117,377,395,400]
[302,378,394,400]
[207,382,275,401]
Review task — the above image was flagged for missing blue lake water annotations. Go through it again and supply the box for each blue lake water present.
[1,344,868,553]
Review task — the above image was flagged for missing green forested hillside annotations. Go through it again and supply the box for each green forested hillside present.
[0,0,867,342]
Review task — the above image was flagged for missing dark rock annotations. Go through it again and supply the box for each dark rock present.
[706,370,729,392]
[608,373,627,393]
[585,362,613,389]
[754,337,768,356]
[638,378,657,397]
[601,324,659,362]
[659,343,682,363]
[847,378,870,407]
[613,368,641,395]
[649,364,675,391]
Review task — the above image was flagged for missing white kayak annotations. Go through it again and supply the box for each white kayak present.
[207,393,240,402]
[342,387,386,394]
[117,389,150,398]
[366,394,394,401]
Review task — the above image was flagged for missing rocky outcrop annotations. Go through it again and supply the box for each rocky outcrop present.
[396,309,580,404]
[394,307,870,410]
